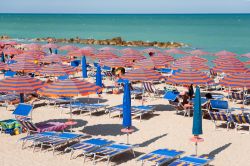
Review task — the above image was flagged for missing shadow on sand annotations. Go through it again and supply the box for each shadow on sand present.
[205,143,232,158]
[138,133,168,147]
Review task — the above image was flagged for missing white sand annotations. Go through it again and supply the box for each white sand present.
[1,78,250,166]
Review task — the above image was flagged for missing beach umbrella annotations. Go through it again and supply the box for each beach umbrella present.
[133,59,168,69]
[40,54,70,64]
[213,56,241,64]
[213,64,248,73]
[1,52,5,63]
[141,48,161,54]
[245,60,250,66]
[219,73,250,89]
[150,53,175,63]
[214,50,236,57]
[176,56,208,63]
[120,54,146,62]
[79,47,96,56]
[99,47,117,52]
[120,48,141,55]
[13,53,43,62]
[100,58,132,68]
[94,52,118,60]
[166,70,213,86]
[0,62,8,70]
[3,48,22,55]
[122,68,163,82]
[23,43,42,50]
[58,45,79,51]
[24,50,47,56]
[189,50,210,56]
[9,61,40,73]
[241,53,250,58]
[171,62,209,71]
[39,64,76,76]
[164,48,187,55]
[42,43,59,49]
[0,76,43,103]
[81,56,88,78]
[191,86,203,155]
[121,79,133,143]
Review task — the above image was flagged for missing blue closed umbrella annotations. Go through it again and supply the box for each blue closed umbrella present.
[192,86,203,135]
[20,93,24,103]
[96,65,102,87]
[81,56,88,78]
[55,49,58,54]
[1,52,5,63]
[122,80,132,128]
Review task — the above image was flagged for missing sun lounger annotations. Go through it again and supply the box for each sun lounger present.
[168,155,213,166]
[209,100,229,112]
[208,111,232,130]
[231,114,250,133]
[138,148,184,166]
[65,138,114,160]
[35,132,88,155]
[91,143,136,165]
[13,103,33,120]
[143,82,161,98]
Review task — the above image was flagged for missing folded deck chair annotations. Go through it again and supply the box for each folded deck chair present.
[13,103,33,120]
[139,148,184,166]
[92,143,136,165]
[143,82,161,98]
[4,70,16,78]
[169,155,213,166]
[65,138,114,160]
[231,114,250,133]
[209,100,229,112]
[208,111,231,130]
[36,132,87,155]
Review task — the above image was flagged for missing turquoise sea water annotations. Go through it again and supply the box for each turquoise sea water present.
[0,14,250,55]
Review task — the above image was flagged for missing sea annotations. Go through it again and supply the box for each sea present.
[0,14,249,61]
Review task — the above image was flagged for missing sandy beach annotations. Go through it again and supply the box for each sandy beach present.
[1,76,250,166]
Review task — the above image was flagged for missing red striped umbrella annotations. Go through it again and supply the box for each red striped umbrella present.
[13,53,43,62]
[100,58,132,67]
[24,50,47,56]
[213,57,241,64]
[40,54,70,63]
[0,76,43,93]
[245,60,250,66]
[42,43,59,49]
[176,56,208,63]
[79,47,96,56]
[67,50,83,57]
[122,68,163,81]
[94,52,118,60]
[171,62,209,71]
[213,64,248,73]
[241,53,250,58]
[99,47,117,52]
[37,78,102,97]
[150,54,175,62]
[9,61,40,73]
[39,64,76,76]
[3,48,23,55]
[164,48,187,55]
[0,62,8,70]
[120,48,141,55]
[58,45,79,51]
[120,54,146,62]
[23,43,42,50]
[214,50,236,57]
[133,59,168,69]
[166,70,214,86]
[3,41,18,46]
[189,50,210,56]
[219,73,250,88]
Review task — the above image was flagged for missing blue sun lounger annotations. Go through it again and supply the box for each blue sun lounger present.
[13,103,33,120]
[168,155,213,166]
[164,91,180,102]
[65,138,114,160]
[210,100,229,112]
[91,143,136,165]
[139,148,185,166]
[34,132,88,155]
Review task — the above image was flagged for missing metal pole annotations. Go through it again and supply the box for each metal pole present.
[70,99,72,132]
[195,142,198,156]
[127,133,129,144]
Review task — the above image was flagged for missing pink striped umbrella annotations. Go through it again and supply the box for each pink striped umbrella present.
[58,45,79,51]
[24,50,47,56]
[133,59,169,69]
[213,57,242,64]
[244,60,250,65]
[42,43,59,49]
[78,47,96,56]
[120,54,146,62]
[39,64,76,76]
[189,50,210,56]
[100,58,132,67]
[0,62,8,70]
[9,61,40,73]
[171,62,209,71]
[120,48,141,55]
[13,53,43,62]
[3,41,18,46]
[23,43,42,50]
[164,48,187,55]
[40,54,70,63]
[3,48,23,55]
[122,68,164,81]
[150,54,175,62]
[219,73,250,88]
[213,64,248,73]
[214,50,236,56]
[176,56,208,63]
[94,52,119,60]
[98,47,117,52]
[241,53,250,58]
[141,48,161,54]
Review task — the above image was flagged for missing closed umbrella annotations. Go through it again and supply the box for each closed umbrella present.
[1,52,5,63]
[82,56,88,78]
[96,65,102,87]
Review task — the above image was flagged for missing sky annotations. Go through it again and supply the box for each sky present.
[1,0,250,14]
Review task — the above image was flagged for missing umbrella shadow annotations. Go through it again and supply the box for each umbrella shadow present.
[82,124,138,136]
[75,97,108,104]
[40,118,88,129]
[204,143,231,158]
[138,133,167,147]
[149,104,176,112]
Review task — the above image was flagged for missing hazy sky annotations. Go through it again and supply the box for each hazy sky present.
[1,0,250,14]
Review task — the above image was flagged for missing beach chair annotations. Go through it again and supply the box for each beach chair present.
[4,70,16,78]
[102,65,112,71]
[58,75,69,80]
[209,100,229,112]
[169,155,213,166]
[18,119,68,135]
[103,71,114,80]
[208,111,231,130]
[231,114,250,133]
[231,92,250,105]
[35,132,87,155]
[91,143,136,165]
[102,83,116,93]
[65,138,114,160]
[13,103,33,120]
[132,105,155,121]
[143,82,161,98]
[71,60,81,67]
[138,148,184,166]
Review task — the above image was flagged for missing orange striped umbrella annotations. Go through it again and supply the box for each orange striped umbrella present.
[213,64,248,73]
[9,61,40,73]
[213,57,241,64]
[13,53,43,62]
[39,64,76,76]
[23,43,42,50]
[3,48,23,55]
[133,59,168,69]
[219,73,250,88]
[120,48,141,55]
[40,54,70,63]
[58,45,79,51]
[150,54,175,62]
[214,50,236,57]
[0,62,8,70]
[100,58,132,67]
[0,76,43,93]
[94,52,118,60]
[122,68,163,81]
[120,54,146,62]
[164,48,187,55]
[37,78,102,97]
[189,50,210,56]
[166,70,213,86]
[99,47,118,52]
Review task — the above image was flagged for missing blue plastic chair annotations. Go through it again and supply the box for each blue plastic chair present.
[13,103,33,119]
[158,68,172,73]
[102,65,111,71]
[4,70,16,77]
[71,60,81,67]
[210,100,229,112]
[58,75,69,80]
[164,91,180,101]
[169,155,213,166]
[6,60,17,65]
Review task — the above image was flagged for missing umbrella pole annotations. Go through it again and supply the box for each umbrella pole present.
[195,142,198,156]
[127,133,129,144]
[70,99,73,132]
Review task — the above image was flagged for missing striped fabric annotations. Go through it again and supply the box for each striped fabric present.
[133,59,168,69]
[0,62,8,70]
[164,48,187,55]
[0,76,43,93]
[141,48,161,54]
[171,62,209,71]
[40,54,70,63]
[245,60,250,65]
[42,43,59,49]
[23,43,42,50]
[143,82,155,93]
[78,47,96,56]
[119,54,146,62]
[219,73,250,88]
[189,49,210,56]
[13,53,43,62]
[120,48,141,55]
[39,64,76,76]
[9,61,40,72]
[94,52,118,60]
[214,50,237,56]
[122,68,164,82]
[231,114,250,124]
[150,54,175,63]
[232,92,244,100]
[166,70,213,86]
[213,64,247,74]
[3,48,23,55]
[58,45,79,51]
[176,56,208,63]
[100,58,132,67]
[209,112,228,121]
[38,78,102,97]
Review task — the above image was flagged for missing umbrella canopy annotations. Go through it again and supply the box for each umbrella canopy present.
[176,56,208,63]
[120,54,146,62]
[122,79,132,128]
[141,48,161,54]
[120,48,141,55]
[37,78,102,97]
[42,43,59,49]
[150,53,175,62]
[219,73,250,88]
[166,70,214,86]
[171,62,209,71]
[9,61,40,73]
[58,45,78,51]
[23,43,42,50]
[100,58,132,68]
[213,63,248,73]
[133,59,168,69]
[99,47,117,52]
[39,64,76,76]
[241,53,250,58]
[96,65,102,87]
[214,50,236,57]
[0,76,43,93]
[82,56,88,78]
[24,50,47,56]
[94,52,118,60]
[0,62,8,70]
[13,53,43,62]
[164,48,187,55]
[245,60,250,66]
[192,86,203,135]
[40,54,70,63]
[189,50,210,56]
[3,48,23,55]
[79,47,96,56]
[213,57,241,64]
[122,68,163,82]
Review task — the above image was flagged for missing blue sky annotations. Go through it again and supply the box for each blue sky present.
[1,0,250,14]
